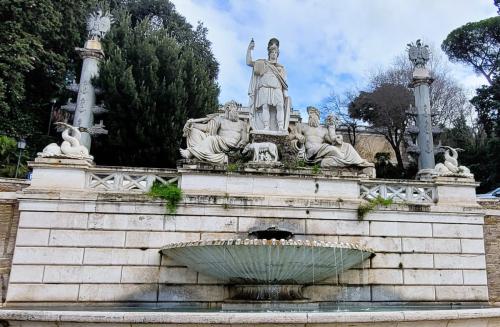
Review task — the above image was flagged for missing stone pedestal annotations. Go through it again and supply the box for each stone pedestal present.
[434,176,478,206]
[29,157,93,190]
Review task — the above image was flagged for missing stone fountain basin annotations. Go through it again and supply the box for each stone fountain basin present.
[161,239,375,285]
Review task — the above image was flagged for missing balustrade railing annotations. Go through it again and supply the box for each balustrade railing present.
[359,180,436,203]
[86,167,178,192]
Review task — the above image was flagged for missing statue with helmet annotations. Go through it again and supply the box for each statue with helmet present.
[247,38,291,133]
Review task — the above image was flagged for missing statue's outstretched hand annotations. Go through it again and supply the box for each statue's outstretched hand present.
[248,38,255,50]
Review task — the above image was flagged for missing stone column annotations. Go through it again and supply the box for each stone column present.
[412,72,435,170]
[72,40,104,150]
[408,40,435,179]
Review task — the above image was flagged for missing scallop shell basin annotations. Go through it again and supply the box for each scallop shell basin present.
[161,239,375,284]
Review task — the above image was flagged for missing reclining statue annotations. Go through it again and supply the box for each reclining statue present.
[180,102,249,165]
[290,107,373,168]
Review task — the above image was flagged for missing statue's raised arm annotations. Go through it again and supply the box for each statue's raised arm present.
[246,38,255,67]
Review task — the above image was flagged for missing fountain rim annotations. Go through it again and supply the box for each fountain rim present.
[160,238,376,254]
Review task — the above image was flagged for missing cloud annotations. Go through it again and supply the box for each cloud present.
[171,0,497,110]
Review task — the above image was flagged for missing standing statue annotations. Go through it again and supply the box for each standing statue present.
[180,102,249,165]
[290,107,372,168]
[247,38,291,132]
[434,146,473,178]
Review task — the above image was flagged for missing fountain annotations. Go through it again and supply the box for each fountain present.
[161,233,374,309]
[0,31,499,326]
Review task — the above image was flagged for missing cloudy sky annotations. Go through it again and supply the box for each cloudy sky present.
[170,0,496,112]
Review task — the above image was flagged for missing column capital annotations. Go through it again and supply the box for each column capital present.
[410,76,434,88]
[75,47,104,60]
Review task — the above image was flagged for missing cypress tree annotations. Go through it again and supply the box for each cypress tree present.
[94,2,219,167]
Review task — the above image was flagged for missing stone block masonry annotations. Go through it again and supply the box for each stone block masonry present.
[480,199,500,303]
[4,167,490,305]
[0,178,29,303]
[3,187,488,306]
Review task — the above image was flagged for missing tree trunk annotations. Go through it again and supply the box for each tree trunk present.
[384,134,405,172]
[394,147,404,171]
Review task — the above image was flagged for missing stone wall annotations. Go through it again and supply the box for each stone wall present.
[0,178,29,303]
[4,168,488,306]
[480,199,500,304]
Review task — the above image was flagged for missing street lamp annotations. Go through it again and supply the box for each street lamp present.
[15,138,26,178]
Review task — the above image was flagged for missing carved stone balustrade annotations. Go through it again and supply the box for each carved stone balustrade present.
[360,180,436,204]
[86,166,179,192]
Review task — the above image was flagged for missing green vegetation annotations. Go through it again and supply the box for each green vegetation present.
[147,182,182,214]
[226,163,240,172]
[295,160,306,168]
[1,0,219,167]
[349,84,413,171]
[442,16,499,85]
[311,164,321,174]
[441,11,500,192]
[0,135,29,178]
[357,196,393,221]
[94,0,219,167]
[0,0,98,149]
[283,159,306,170]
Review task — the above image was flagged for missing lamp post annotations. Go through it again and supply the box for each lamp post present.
[15,138,26,178]
[47,98,57,135]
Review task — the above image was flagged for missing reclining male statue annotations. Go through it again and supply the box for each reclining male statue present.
[180,103,249,165]
[290,107,373,168]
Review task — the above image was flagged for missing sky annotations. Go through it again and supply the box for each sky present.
[170,0,497,112]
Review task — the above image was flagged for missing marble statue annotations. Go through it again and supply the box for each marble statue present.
[247,38,291,132]
[243,142,279,162]
[434,146,473,178]
[180,102,249,164]
[39,122,93,160]
[291,107,372,168]
[87,10,114,41]
[407,39,430,69]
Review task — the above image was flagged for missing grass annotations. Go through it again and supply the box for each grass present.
[147,182,183,214]
[357,196,393,221]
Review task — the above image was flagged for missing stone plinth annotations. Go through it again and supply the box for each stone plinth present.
[178,164,363,200]
[29,157,94,190]
[433,176,478,206]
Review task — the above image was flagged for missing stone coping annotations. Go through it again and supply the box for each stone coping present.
[0,308,499,324]
[178,161,373,179]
